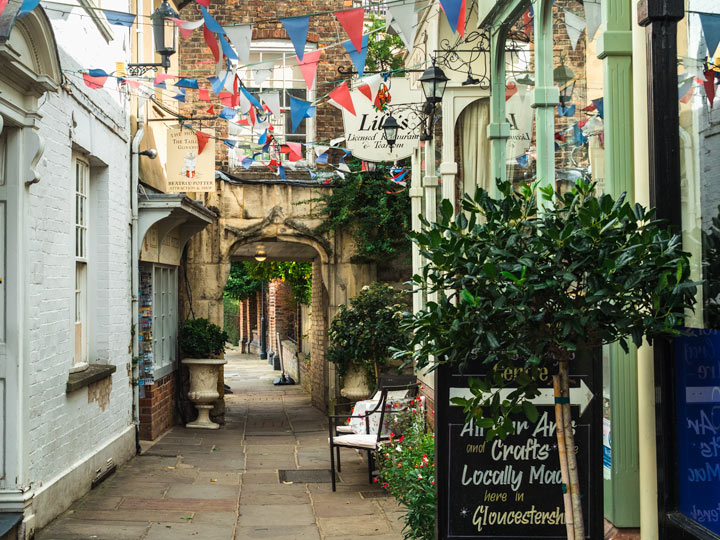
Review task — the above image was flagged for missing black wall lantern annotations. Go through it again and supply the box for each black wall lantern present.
[554,61,576,105]
[128,0,179,76]
[419,60,449,105]
[382,114,400,151]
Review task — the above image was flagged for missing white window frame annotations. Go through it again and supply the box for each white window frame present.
[228,39,316,168]
[152,264,178,378]
[73,155,89,369]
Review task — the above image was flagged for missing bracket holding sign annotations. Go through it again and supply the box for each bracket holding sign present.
[435,352,603,539]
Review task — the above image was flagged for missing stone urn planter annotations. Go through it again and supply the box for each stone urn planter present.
[340,365,372,401]
[181,358,227,429]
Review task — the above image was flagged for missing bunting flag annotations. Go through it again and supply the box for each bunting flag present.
[103,10,136,27]
[285,142,303,161]
[281,16,310,60]
[0,0,8,18]
[200,6,225,34]
[253,63,274,86]
[329,81,356,116]
[224,24,253,64]
[516,155,529,168]
[316,152,329,164]
[172,88,186,102]
[220,107,237,120]
[258,129,269,146]
[584,1,601,40]
[591,98,604,118]
[356,73,383,101]
[298,50,323,90]
[387,1,417,52]
[154,73,175,88]
[343,34,368,76]
[457,0,466,37]
[171,18,204,39]
[219,33,238,60]
[206,105,216,114]
[678,74,694,101]
[242,156,254,169]
[196,131,211,155]
[703,70,716,108]
[83,71,109,89]
[124,79,143,90]
[204,25,220,63]
[195,0,210,7]
[438,0,463,34]
[175,78,199,89]
[505,81,518,101]
[314,145,330,157]
[557,104,576,116]
[289,95,314,132]
[262,91,281,116]
[198,88,211,101]
[700,13,720,57]
[278,165,286,180]
[18,0,40,18]
[563,10,585,51]
[334,8,365,53]
[241,87,262,109]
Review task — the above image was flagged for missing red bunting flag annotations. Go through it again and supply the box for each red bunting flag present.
[357,84,373,100]
[505,81,517,101]
[206,105,215,114]
[0,0,9,18]
[125,79,143,90]
[249,106,256,126]
[218,91,233,106]
[232,75,239,107]
[195,0,210,7]
[286,142,303,161]
[83,73,108,89]
[329,81,356,116]
[334,8,365,53]
[196,131,211,155]
[198,88,211,101]
[457,0,466,37]
[204,24,220,63]
[154,73,176,87]
[703,70,716,108]
[298,50,323,90]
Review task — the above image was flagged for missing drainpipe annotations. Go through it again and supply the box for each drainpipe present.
[260,284,267,360]
[130,0,145,451]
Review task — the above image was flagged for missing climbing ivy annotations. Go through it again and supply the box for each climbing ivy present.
[307,162,411,262]
[224,261,312,306]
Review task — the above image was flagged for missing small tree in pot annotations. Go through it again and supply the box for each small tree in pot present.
[400,180,698,539]
[179,318,229,429]
[328,283,409,399]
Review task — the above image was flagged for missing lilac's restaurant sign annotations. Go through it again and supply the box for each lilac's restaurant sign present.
[166,128,216,192]
[342,78,423,162]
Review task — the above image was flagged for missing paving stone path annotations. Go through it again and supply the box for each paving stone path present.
[36,351,406,540]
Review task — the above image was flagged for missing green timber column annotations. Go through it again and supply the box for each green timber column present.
[532,0,558,196]
[487,28,510,193]
[597,0,640,527]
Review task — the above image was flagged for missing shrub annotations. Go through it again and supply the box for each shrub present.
[327,283,409,383]
[378,402,436,540]
[178,318,228,358]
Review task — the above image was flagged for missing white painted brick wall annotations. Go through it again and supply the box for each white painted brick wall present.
[23,4,134,494]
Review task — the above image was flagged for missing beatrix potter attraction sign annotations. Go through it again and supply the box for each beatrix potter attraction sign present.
[341,78,423,162]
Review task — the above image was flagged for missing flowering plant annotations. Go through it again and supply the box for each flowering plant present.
[377,399,435,540]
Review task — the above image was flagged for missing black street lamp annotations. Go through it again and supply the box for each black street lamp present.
[554,62,576,105]
[128,0,179,76]
[382,114,400,151]
[419,60,449,105]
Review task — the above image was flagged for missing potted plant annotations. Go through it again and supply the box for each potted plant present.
[328,283,410,399]
[178,318,229,429]
[401,180,698,539]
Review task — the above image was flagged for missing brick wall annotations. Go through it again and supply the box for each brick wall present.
[177,0,352,179]
[310,259,327,409]
[139,372,177,441]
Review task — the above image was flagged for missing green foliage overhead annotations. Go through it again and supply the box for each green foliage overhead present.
[309,163,411,262]
[366,14,406,73]
[224,262,262,301]
[178,318,228,358]
[328,283,409,382]
[244,261,312,306]
[400,180,699,439]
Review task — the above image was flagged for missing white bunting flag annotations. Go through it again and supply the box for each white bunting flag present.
[584,0,601,41]
[387,1,417,52]
[564,9,586,51]
[262,91,281,116]
[223,24,253,64]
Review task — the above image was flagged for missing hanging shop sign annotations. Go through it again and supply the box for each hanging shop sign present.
[435,353,603,539]
[342,78,423,162]
[166,128,216,192]
[674,329,720,536]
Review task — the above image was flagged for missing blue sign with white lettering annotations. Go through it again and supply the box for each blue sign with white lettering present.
[675,329,720,535]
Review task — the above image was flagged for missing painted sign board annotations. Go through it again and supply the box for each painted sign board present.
[342,78,423,162]
[675,329,720,536]
[166,128,216,192]
[435,353,603,539]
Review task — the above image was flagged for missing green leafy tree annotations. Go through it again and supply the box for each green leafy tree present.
[366,14,406,73]
[224,262,263,301]
[400,180,698,538]
[328,283,409,383]
[243,261,312,306]
[308,163,411,262]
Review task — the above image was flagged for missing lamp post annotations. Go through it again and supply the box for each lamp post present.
[553,61,576,105]
[128,0,179,76]
[382,114,400,151]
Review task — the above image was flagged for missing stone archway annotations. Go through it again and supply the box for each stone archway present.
[180,177,377,411]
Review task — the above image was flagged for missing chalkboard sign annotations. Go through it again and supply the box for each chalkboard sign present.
[435,353,602,539]
[675,329,720,535]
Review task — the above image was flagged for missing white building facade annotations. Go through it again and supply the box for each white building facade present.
[0,0,135,537]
